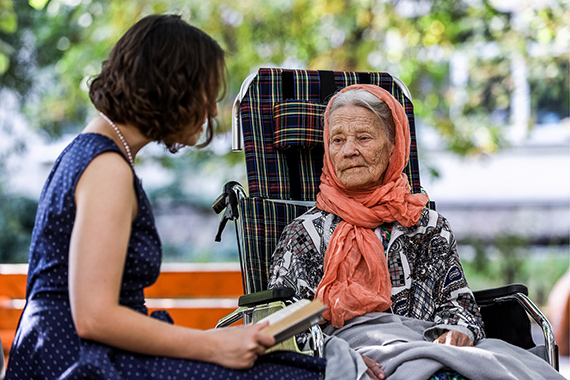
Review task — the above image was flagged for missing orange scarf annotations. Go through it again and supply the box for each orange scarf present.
[315,84,428,328]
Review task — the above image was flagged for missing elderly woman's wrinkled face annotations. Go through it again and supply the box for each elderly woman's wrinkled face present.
[329,105,394,189]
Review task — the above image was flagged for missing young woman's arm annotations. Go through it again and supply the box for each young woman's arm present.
[69,152,274,369]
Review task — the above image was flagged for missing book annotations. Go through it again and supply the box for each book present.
[257,298,327,344]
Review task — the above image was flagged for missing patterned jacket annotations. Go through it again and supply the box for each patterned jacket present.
[269,207,485,343]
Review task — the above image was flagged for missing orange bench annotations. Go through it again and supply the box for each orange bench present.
[0,262,244,365]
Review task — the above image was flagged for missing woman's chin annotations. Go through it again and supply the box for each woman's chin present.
[341,180,376,190]
[339,175,377,190]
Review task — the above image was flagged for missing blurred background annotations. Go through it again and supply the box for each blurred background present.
[0,0,568,359]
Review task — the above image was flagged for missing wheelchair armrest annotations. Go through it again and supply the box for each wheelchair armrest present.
[473,283,528,305]
[238,287,296,307]
[217,288,296,328]
[216,306,251,328]
[473,283,559,370]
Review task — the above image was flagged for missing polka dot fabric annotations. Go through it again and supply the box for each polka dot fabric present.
[5,134,325,379]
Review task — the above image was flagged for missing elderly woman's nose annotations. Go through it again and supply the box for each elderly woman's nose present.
[342,138,360,155]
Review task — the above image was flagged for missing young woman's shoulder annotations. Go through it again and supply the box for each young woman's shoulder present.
[79,151,133,191]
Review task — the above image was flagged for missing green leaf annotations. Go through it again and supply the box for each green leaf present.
[28,0,49,10]
[0,52,9,74]
[0,2,17,34]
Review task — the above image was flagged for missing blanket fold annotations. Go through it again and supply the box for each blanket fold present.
[323,313,563,380]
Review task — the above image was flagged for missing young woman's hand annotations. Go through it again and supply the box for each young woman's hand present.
[205,322,275,369]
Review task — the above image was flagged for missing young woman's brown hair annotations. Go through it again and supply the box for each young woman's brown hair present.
[89,14,226,151]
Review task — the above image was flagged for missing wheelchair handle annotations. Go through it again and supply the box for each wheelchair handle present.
[213,181,244,242]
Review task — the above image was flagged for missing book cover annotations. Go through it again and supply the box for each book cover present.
[258,298,327,344]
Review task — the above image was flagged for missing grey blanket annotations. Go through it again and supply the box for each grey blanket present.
[323,313,564,380]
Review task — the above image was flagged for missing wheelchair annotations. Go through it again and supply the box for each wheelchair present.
[213,68,559,375]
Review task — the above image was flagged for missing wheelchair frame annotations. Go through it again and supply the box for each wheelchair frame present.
[214,68,559,370]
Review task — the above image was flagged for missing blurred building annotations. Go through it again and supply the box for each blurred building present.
[420,120,570,248]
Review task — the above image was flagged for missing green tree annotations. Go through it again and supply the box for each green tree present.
[0,193,37,262]
[0,0,567,265]
[1,0,567,149]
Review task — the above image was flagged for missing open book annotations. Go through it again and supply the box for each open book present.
[258,298,327,344]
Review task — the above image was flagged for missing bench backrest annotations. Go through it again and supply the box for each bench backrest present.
[0,263,243,362]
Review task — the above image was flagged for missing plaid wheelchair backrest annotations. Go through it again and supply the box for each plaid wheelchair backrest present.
[239,197,312,293]
[237,68,428,293]
[240,68,423,201]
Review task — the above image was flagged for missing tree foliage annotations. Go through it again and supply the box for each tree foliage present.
[0,0,567,263]
[0,0,568,153]
[0,193,37,262]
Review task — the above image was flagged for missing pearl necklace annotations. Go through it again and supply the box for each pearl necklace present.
[99,112,135,168]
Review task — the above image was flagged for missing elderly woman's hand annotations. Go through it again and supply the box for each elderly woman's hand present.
[434,330,473,347]
[361,354,385,380]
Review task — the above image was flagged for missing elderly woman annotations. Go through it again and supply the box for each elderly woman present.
[269,84,482,378]
[269,84,566,380]
[270,84,484,341]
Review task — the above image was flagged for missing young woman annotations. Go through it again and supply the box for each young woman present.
[5,14,325,380]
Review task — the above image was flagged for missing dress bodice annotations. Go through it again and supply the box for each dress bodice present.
[25,133,161,312]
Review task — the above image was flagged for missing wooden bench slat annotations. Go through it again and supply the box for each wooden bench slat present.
[0,271,244,300]
[0,308,23,331]
[145,271,243,298]
[0,274,27,299]
[2,329,16,353]
[0,264,245,299]
[148,307,239,330]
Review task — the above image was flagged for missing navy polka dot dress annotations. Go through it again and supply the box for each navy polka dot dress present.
[5,133,325,379]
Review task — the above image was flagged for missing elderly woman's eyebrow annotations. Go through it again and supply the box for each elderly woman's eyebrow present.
[341,127,379,134]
